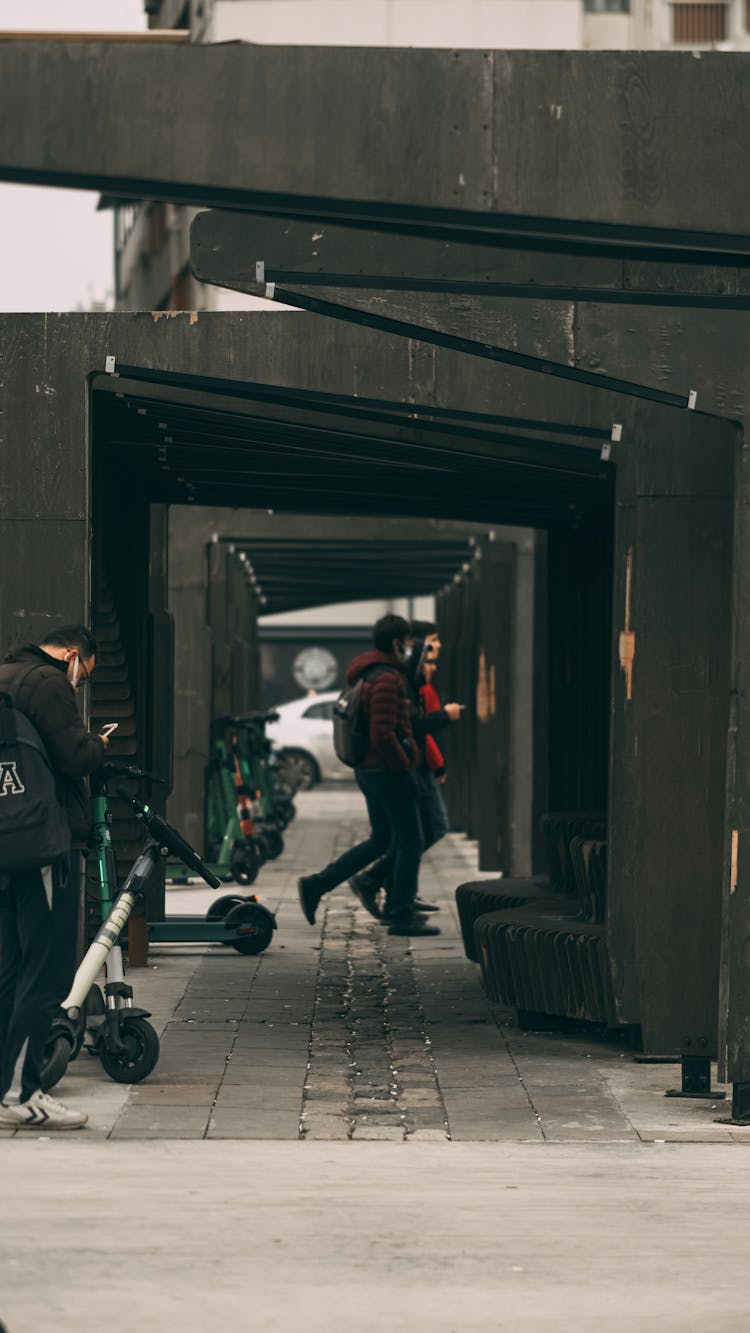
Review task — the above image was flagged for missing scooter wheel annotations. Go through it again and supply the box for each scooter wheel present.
[206,894,245,921]
[256,827,284,861]
[39,1033,73,1092]
[100,1016,160,1084]
[230,846,262,887]
[224,901,275,955]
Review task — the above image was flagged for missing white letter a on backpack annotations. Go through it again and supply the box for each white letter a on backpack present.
[0,762,25,796]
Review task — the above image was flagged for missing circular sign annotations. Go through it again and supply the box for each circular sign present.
[292,646,339,692]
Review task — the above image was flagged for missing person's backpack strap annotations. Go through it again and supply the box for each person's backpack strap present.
[7,661,47,707]
[1,663,47,747]
[361,663,397,685]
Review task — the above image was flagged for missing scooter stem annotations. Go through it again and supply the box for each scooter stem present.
[62,843,162,1011]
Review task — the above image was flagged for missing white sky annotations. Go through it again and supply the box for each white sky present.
[0,0,148,311]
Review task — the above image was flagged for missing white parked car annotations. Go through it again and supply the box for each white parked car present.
[266,692,350,789]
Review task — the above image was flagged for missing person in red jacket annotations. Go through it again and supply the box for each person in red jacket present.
[349,620,462,918]
[298,614,439,937]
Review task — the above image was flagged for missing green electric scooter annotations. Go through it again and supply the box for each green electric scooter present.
[165,710,294,886]
[41,762,222,1090]
[41,762,277,1091]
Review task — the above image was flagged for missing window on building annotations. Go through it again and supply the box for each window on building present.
[584,0,630,11]
[169,265,192,311]
[114,204,137,256]
[672,3,728,42]
[148,203,169,256]
[303,701,336,722]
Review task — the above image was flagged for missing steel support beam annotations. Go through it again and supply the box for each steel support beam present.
[191,211,750,305]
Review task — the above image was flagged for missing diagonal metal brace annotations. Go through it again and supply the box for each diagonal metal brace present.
[261,284,698,411]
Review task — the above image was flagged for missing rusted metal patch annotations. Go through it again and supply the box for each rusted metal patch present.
[619,546,635,702]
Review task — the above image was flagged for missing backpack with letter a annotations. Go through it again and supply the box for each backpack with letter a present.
[332,664,390,768]
[0,666,71,873]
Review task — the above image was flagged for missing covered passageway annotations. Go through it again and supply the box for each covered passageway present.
[0,38,748,1103]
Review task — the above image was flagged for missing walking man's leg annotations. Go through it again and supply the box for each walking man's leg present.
[298,771,393,924]
[417,769,451,853]
[0,878,21,1077]
[350,771,449,916]
[378,773,425,927]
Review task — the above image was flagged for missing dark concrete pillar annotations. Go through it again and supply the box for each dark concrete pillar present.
[0,318,90,651]
[167,514,215,852]
[607,417,735,1053]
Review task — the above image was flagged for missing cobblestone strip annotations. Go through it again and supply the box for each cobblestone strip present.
[302,830,450,1142]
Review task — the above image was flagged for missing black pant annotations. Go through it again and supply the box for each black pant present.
[357,768,450,893]
[0,854,79,1104]
[315,768,424,921]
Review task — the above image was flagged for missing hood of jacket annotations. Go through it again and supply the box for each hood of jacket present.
[4,644,68,673]
[346,648,403,685]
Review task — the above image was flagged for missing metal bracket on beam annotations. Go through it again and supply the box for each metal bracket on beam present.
[688,389,698,410]
[600,422,622,461]
[105,354,116,374]
[265,282,276,300]
[255,260,265,284]
[714,1082,750,1126]
[665,1053,726,1100]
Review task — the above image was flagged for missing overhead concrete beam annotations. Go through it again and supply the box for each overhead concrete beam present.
[0,41,749,241]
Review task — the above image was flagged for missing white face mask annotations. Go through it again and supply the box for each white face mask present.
[70,654,80,689]
[393,640,413,665]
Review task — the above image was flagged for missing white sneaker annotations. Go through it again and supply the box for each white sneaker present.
[0,1089,88,1130]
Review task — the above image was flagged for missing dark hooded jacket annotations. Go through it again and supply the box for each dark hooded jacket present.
[0,645,106,849]
[345,649,418,773]
[404,636,450,766]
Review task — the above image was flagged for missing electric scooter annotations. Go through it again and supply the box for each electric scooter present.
[41,763,224,1090]
[41,761,280,1091]
[165,730,265,887]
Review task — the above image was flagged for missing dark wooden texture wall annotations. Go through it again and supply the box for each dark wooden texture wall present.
[437,538,525,875]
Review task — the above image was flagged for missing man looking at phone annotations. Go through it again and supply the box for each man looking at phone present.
[0,625,109,1130]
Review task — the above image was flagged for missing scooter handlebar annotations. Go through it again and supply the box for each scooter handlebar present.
[116,789,222,889]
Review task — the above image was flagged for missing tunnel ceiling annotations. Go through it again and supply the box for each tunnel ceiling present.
[93,368,614,532]
[226,537,480,615]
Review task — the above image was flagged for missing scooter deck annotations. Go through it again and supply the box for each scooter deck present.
[146,917,239,943]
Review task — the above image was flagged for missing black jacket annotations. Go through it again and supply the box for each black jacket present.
[0,645,105,849]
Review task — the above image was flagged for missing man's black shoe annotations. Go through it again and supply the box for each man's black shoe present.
[349,873,382,920]
[414,898,440,913]
[298,875,324,925]
[387,914,441,938]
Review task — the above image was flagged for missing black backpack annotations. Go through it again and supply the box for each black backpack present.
[0,666,71,873]
[332,665,391,768]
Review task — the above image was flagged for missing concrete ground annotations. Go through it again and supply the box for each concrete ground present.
[2,785,749,1333]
